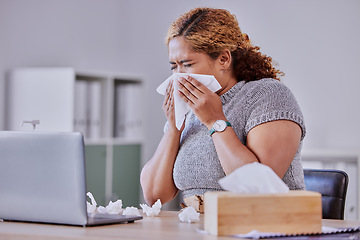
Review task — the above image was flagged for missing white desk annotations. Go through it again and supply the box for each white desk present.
[0,211,359,240]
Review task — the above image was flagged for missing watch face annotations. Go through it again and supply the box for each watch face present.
[214,120,227,131]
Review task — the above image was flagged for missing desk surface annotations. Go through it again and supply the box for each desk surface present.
[0,211,360,240]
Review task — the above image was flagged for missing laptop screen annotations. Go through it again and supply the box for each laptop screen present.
[0,131,88,225]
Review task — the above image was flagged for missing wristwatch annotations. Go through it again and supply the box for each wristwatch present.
[209,120,232,136]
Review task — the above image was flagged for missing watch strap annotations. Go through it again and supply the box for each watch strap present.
[209,121,231,136]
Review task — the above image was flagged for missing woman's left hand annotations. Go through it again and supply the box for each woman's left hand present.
[177,75,225,129]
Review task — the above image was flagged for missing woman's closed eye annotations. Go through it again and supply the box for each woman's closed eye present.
[170,63,193,71]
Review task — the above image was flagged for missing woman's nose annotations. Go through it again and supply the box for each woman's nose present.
[174,66,184,74]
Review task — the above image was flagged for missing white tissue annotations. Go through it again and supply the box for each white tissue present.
[178,206,200,223]
[96,206,107,214]
[156,73,222,130]
[86,192,123,215]
[140,199,162,217]
[101,199,123,214]
[219,162,289,194]
[123,206,141,216]
[86,192,97,214]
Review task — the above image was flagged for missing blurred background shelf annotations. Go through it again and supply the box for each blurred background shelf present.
[5,67,143,207]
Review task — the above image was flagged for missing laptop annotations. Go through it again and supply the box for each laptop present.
[0,131,142,226]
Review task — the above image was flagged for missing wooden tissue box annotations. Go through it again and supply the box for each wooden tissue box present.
[204,190,322,236]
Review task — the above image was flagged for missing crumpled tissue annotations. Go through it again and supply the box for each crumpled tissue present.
[178,206,200,223]
[87,192,123,215]
[140,199,162,217]
[86,192,97,214]
[123,206,141,216]
[97,199,123,214]
[219,162,289,194]
[156,73,221,130]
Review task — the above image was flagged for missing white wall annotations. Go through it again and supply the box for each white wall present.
[0,71,4,130]
[1,0,359,208]
[231,1,360,151]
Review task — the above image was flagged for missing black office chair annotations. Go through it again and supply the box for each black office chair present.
[304,169,349,220]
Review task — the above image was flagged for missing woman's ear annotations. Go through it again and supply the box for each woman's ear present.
[217,49,232,70]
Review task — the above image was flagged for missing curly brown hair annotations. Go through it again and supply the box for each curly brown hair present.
[166,7,284,82]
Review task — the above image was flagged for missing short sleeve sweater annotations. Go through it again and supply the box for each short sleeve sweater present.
[172,78,306,199]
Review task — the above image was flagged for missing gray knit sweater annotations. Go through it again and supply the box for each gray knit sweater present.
[172,78,306,198]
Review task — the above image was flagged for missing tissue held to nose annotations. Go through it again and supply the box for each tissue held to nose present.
[156,73,221,130]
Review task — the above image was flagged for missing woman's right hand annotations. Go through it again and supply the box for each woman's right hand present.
[162,80,184,132]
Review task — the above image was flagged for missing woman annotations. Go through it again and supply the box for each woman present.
[140,7,306,208]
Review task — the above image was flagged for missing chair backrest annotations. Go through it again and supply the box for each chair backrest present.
[303,169,348,220]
